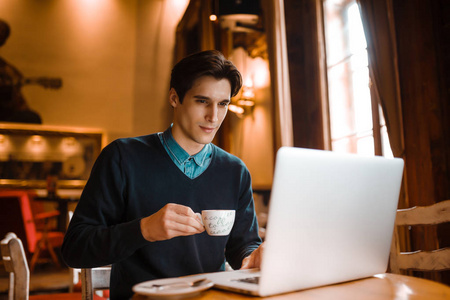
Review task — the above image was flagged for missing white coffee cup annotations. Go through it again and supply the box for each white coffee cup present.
[196,210,235,236]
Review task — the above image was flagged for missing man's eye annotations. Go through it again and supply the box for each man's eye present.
[219,102,229,107]
[197,100,207,104]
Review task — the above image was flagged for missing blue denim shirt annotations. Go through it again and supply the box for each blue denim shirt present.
[158,127,212,179]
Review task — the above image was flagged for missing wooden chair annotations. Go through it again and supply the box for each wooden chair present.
[389,200,450,273]
[1,232,82,300]
[81,266,111,300]
[0,190,64,271]
[66,205,109,299]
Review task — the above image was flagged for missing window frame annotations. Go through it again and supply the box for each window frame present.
[322,0,389,157]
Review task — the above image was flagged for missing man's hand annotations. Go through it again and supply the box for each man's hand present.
[240,242,264,269]
[140,203,204,242]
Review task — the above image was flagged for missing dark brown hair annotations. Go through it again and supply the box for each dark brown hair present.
[170,50,242,103]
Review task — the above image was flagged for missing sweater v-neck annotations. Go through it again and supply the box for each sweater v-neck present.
[155,134,216,182]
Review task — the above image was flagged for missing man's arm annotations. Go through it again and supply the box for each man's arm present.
[62,142,145,268]
[224,165,262,269]
[62,142,204,268]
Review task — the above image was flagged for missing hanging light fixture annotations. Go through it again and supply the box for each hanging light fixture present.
[217,0,261,32]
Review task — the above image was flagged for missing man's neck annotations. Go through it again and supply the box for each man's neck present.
[178,141,205,156]
[170,126,206,156]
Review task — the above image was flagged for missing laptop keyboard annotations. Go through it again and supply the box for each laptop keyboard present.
[233,276,260,285]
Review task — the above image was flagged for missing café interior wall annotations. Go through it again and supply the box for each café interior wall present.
[0,0,188,143]
[0,0,273,188]
[133,0,189,138]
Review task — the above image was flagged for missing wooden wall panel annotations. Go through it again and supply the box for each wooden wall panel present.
[393,0,450,284]
[284,0,326,150]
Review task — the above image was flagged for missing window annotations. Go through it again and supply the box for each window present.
[323,0,392,157]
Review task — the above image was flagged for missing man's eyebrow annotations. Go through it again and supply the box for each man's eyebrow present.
[193,95,210,100]
[193,95,230,103]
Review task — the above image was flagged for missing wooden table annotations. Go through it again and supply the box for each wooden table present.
[132,273,450,299]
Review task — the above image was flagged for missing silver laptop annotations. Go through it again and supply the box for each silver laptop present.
[202,147,404,296]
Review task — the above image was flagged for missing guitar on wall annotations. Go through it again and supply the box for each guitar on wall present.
[0,75,63,124]
[21,77,63,90]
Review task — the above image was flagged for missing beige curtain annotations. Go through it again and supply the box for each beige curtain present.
[356,0,404,159]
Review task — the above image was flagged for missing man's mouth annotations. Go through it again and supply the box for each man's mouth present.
[199,126,216,133]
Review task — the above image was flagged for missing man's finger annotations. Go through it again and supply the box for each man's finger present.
[240,255,253,269]
[163,204,205,233]
[167,203,195,216]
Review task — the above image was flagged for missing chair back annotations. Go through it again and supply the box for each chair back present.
[0,191,39,255]
[81,267,111,300]
[1,232,30,300]
[390,199,450,273]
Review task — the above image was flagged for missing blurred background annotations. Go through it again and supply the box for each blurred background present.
[0,0,449,295]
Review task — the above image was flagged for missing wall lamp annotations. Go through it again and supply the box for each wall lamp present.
[228,84,255,117]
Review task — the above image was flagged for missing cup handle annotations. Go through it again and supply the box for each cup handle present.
[195,212,204,226]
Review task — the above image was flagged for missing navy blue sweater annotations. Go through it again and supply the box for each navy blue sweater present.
[62,134,261,299]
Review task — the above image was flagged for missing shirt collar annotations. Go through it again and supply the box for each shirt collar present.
[161,127,212,166]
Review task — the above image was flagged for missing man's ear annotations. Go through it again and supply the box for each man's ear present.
[169,88,179,108]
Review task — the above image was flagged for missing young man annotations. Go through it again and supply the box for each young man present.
[62,50,263,299]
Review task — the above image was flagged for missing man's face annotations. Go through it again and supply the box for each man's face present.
[170,76,231,155]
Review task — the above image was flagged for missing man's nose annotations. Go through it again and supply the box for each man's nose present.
[206,105,219,122]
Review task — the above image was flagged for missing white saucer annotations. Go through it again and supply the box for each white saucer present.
[132,277,214,299]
